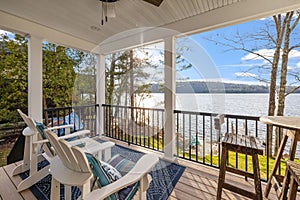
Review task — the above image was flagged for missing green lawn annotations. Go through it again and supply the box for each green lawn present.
[179,150,300,179]
[113,135,297,179]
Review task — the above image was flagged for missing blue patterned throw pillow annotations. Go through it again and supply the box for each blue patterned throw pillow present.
[100,160,122,181]
[107,154,135,176]
[86,153,140,200]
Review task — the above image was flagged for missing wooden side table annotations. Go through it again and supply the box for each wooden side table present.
[217,133,263,200]
[260,116,300,199]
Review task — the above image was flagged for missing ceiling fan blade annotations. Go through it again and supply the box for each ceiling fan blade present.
[143,0,164,7]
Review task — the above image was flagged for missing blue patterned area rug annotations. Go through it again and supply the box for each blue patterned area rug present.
[20,142,185,200]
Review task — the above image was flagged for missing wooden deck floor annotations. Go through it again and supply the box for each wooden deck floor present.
[0,137,298,200]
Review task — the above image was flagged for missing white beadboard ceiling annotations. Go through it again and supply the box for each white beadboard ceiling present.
[0,0,299,52]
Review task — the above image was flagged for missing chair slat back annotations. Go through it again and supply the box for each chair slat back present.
[44,129,73,169]
[17,109,54,157]
[17,109,37,133]
[45,129,90,173]
[71,146,90,173]
[59,139,82,172]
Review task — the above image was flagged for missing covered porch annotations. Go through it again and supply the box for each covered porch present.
[1,0,299,161]
[1,0,300,199]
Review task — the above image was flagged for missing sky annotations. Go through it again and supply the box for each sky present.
[176,16,300,86]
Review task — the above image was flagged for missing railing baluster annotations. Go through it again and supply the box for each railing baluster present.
[196,114,198,162]
[245,119,248,172]
[203,115,205,164]
[210,115,213,166]
[189,114,192,160]
[157,110,159,151]
[235,118,238,168]
[183,113,185,159]
[176,113,180,157]
[161,110,164,152]
[148,109,150,148]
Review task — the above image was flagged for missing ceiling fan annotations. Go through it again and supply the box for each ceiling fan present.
[98,0,164,25]
[143,0,164,7]
[99,0,164,7]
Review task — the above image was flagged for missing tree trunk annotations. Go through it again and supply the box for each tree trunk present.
[274,12,294,156]
[267,14,286,157]
[129,50,135,121]
[107,54,116,105]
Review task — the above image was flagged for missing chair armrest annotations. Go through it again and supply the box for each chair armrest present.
[33,139,49,145]
[48,124,74,135]
[57,129,90,140]
[48,124,74,131]
[84,154,159,200]
[33,130,90,144]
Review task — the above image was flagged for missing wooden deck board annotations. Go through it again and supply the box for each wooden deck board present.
[3,162,37,200]
[0,137,299,200]
[0,164,23,200]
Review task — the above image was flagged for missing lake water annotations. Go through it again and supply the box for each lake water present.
[139,93,300,117]
[137,93,300,157]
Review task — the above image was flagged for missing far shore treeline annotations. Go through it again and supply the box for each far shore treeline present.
[149,81,300,94]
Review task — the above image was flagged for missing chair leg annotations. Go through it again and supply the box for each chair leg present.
[65,185,72,200]
[80,181,91,200]
[217,147,227,200]
[252,154,262,200]
[51,177,60,200]
[287,178,298,200]
[265,134,288,198]
[17,165,50,192]
[281,137,298,200]
[104,148,111,162]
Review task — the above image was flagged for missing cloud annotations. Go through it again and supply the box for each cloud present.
[218,62,268,69]
[235,72,257,77]
[241,49,300,61]
[289,50,300,58]
[241,49,274,61]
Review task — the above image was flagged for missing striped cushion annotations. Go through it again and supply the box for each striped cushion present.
[35,122,54,155]
[107,154,135,176]
[86,153,139,200]
[107,154,139,200]
[86,153,118,200]
[100,160,122,181]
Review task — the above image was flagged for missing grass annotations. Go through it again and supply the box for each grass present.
[179,150,300,179]
[111,134,298,179]
[108,135,164,151]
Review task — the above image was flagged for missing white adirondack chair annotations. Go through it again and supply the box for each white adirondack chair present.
[44,129,159,200]
[12,109,114,192]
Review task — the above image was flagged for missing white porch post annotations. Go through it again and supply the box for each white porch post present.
[164,36,176,160]
[28,36,43,122]
[96,54,106,137]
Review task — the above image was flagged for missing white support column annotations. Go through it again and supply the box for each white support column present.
[28,36,43,122]
[96,54,106,137]
[164,36,176,161]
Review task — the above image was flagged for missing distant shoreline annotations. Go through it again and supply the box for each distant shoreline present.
[149,81,300,94]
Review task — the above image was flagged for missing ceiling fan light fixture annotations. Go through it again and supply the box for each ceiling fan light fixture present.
[99,0,119,25]
[105,3,116,18]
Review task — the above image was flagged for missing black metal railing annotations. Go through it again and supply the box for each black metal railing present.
[18,103,293,182]
[174,110,295,181]
[102,104,164,152]
[44,104,99,136]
